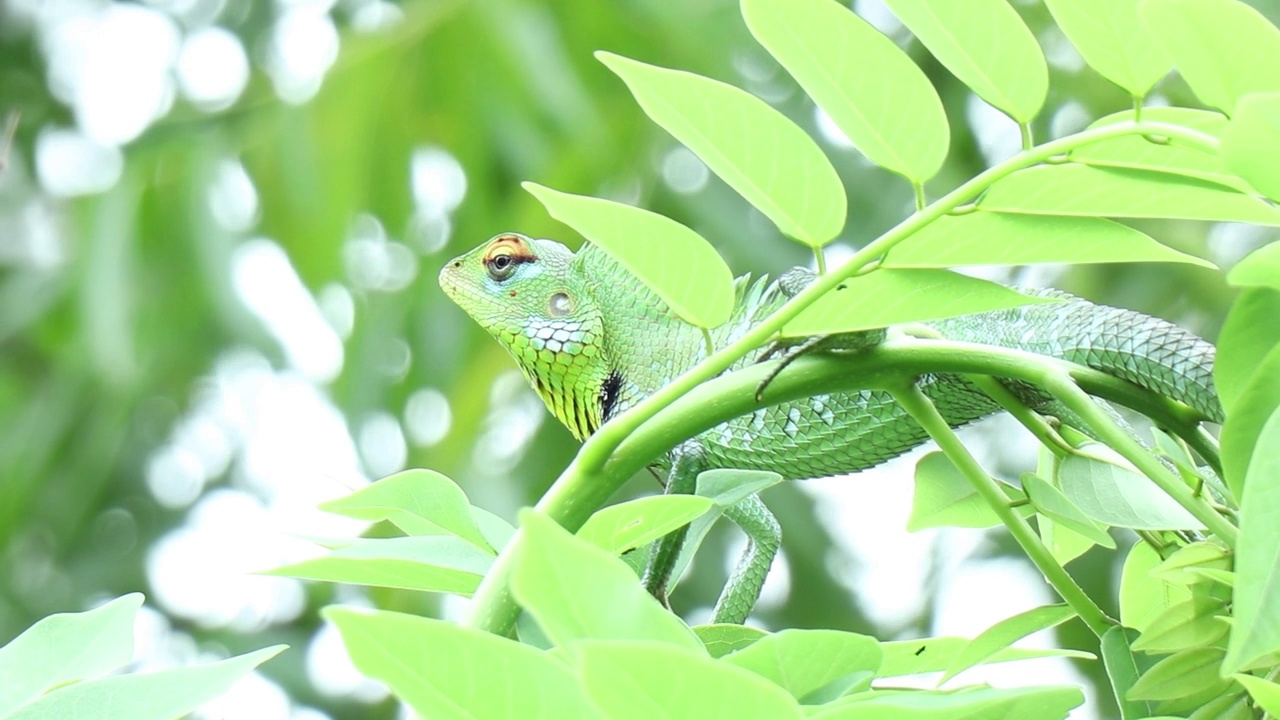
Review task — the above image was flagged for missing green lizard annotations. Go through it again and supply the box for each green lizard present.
[440,232,1221,623]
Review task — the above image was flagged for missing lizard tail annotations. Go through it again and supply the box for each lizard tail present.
[938,289,1222,423]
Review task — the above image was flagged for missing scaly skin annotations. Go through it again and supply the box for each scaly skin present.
[440,232,1221,621]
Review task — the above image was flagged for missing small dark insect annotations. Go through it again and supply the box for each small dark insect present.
[914,645,926,656]
[837,284,848,291]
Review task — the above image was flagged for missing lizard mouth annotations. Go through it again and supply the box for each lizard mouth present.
[437,263,461,300]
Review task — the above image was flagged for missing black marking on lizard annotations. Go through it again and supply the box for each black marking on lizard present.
[599,369,624,427]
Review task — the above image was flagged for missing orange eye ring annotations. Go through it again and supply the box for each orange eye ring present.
[482,234,535,281]
[486,253,515,280]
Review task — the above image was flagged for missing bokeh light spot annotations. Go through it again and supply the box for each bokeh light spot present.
[177,26,250,111]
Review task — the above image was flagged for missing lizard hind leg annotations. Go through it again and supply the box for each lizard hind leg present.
[713,494,782,625]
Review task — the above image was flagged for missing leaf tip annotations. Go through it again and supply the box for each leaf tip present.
[594,50,625,70]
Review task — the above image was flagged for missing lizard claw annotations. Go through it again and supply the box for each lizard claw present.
[755,335,829,402]
[754,329,890,402]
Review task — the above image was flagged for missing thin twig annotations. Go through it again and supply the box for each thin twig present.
[0,111,19,175]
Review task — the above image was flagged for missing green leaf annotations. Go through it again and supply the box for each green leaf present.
[319,469,493,550]
[522,183,734,328]
[597,52,845,246]
[908,451,1030,531]
[1141,0,1280,114]
[694,624,769,659]
[510,510,703,651]
[1120,541,1193,633]
[324,607,595,720]
[577,495,716,555]
[1022,473,1115,548]
[1234,674,1280,716]
[1226,241,1280,291]
[742,0,948,183]
[940,604,1077,684]
[1127,647,1228,701]
[1150,541,1231,585]
[1101,626,1158,720]
[1216,287,1280,418]
[1035,439,1098,566]
[884,0,1047,123]
[5,646,285,720]
[1187,568,1235,588]
[1073,108,1244,190]
[878,637,1095,678]
[721,629,882,703]
[267,536,492,594]
[1222,93,1280,203]
[577,640,804,720]
[1131,596,1229,653]
[888,212,1214,269]
[1186,692,1252,720]
[809,684,1084,720]
[1224,406,1280,674]
[1058,444,1204,530]
[696,469,785,507]
[1044,0,1170,96]
[0,594,142,716]
[980,164,1280,225]
[781,269,1055,338]
[471,507,517,552]
[1039,514,1097,566]
[1220,347,1280,497]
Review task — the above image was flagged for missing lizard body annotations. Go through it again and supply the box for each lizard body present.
[441,233,1220,473]
[440,232,1221,621]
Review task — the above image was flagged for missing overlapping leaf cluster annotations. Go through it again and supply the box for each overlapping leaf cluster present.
[286,0,1280,715]
[7,0,1280,716]
[0,595,282,719]
[317,474,1090,712]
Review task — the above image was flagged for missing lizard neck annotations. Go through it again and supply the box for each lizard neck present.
[510,314,621,441]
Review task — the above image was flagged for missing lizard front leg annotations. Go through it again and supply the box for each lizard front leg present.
[640,445,703,608]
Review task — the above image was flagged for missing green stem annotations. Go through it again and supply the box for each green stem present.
[1020,122,1034,151]
[466,120,1223,633]
[913,181,926,212]
[813,246,828,275]
[966,375,1074,456]
[1192,426,1224,481]
[1043,372,1238,549]
[584,120,1217,471]
[888,383,1114,638]
[613,121,1215,451]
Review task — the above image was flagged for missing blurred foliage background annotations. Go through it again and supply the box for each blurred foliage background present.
[1,0,1277,717]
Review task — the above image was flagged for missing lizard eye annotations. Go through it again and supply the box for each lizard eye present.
[549,292,572,317]
[486,253,515,281]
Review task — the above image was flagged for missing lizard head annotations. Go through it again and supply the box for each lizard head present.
[439,232,616,439]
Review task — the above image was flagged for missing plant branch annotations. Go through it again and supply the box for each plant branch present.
[580,119,1219,476]
[888,382,1114,637]
[468,337,1215,632]
[1042,372,1238,548]
[966,375,1074,456]
[469,120,1223,633]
